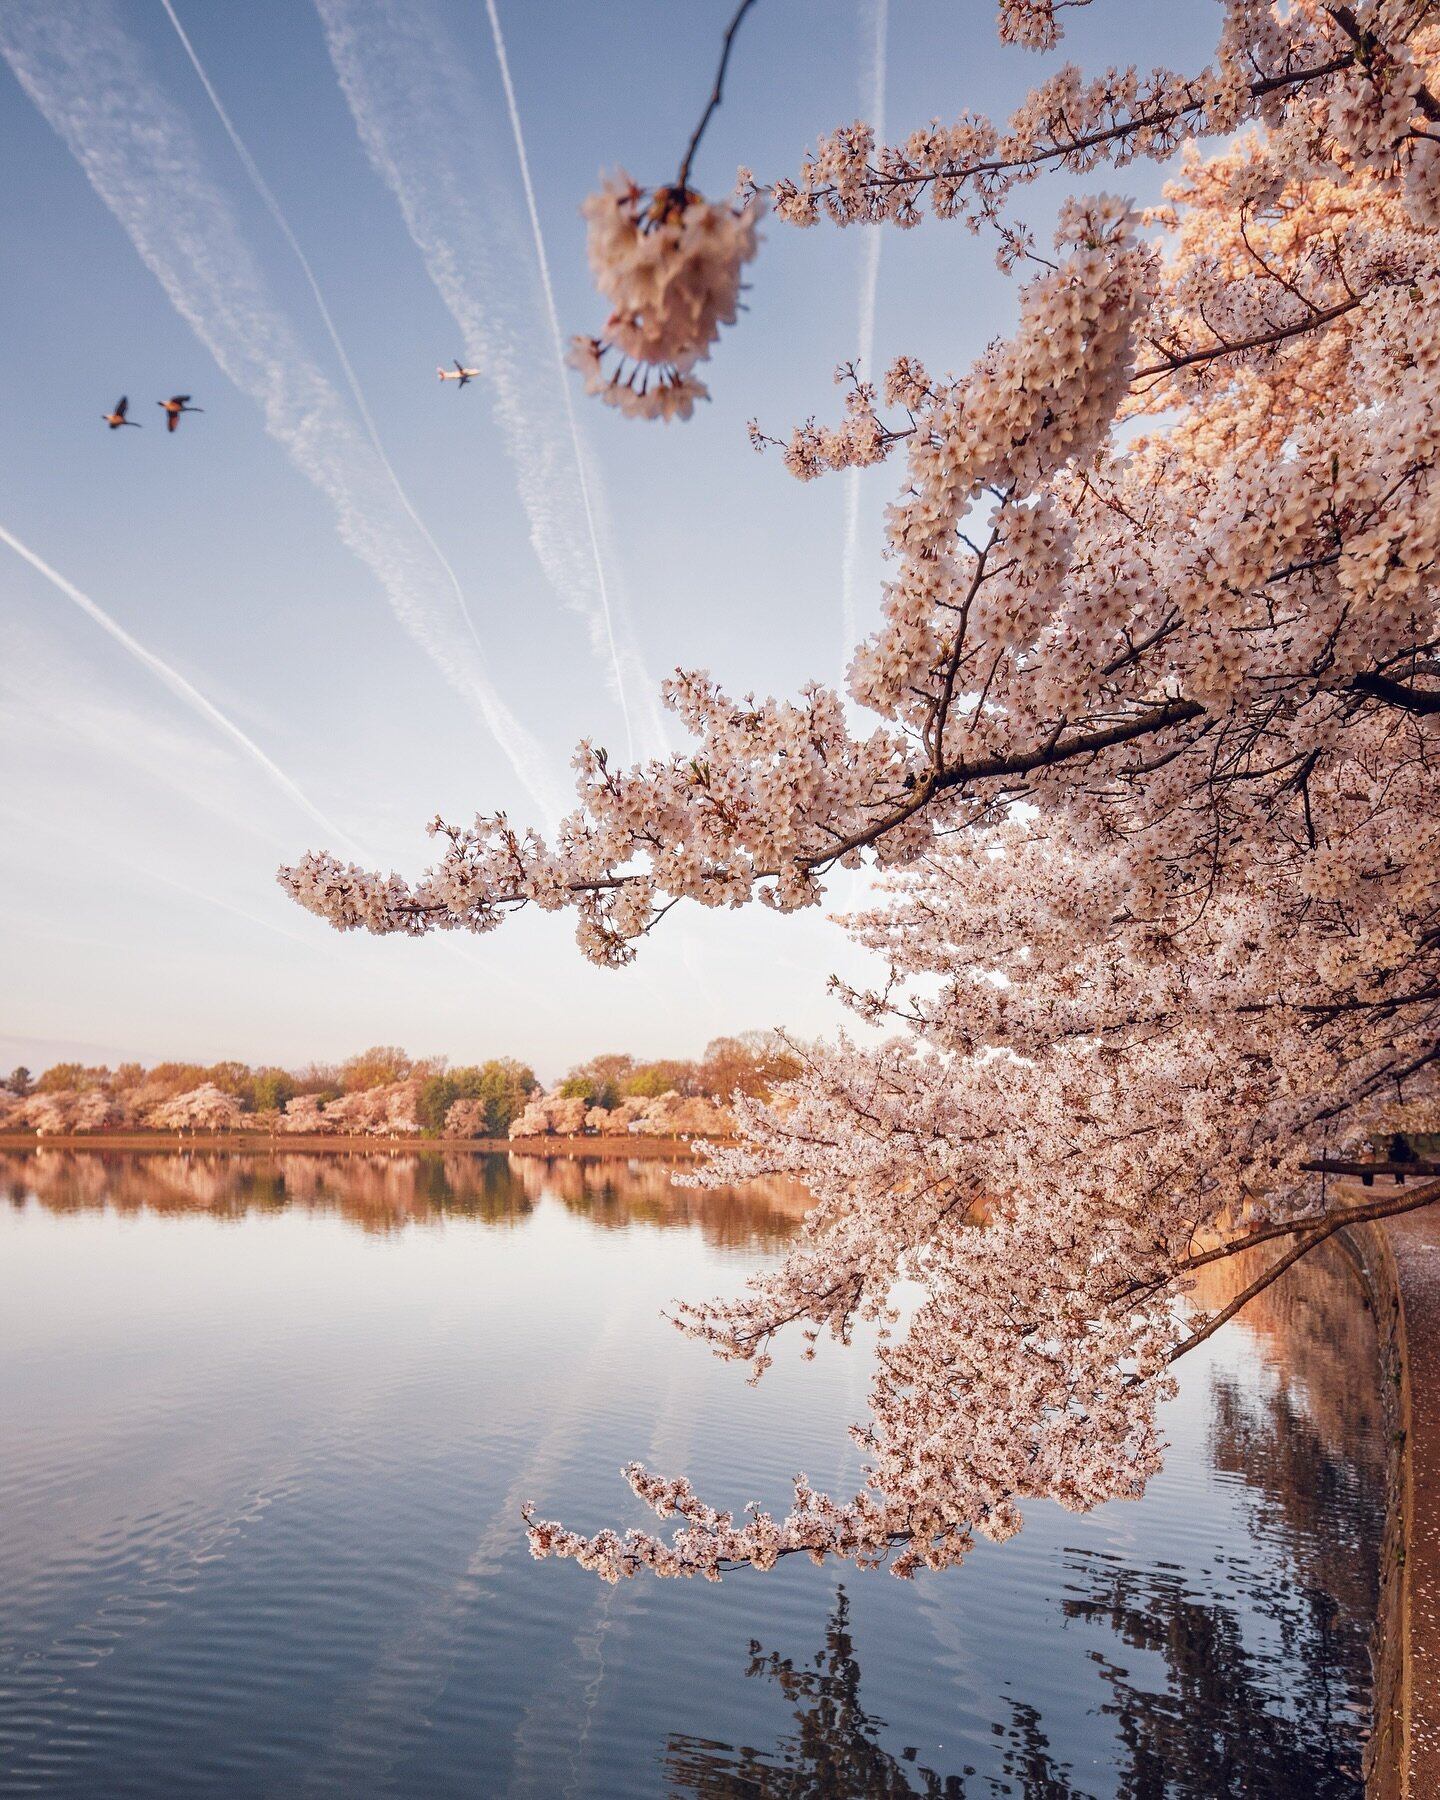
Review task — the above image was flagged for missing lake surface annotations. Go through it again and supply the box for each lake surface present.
[0,1149,1387,1798]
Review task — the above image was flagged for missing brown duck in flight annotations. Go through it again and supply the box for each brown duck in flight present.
[157,395,203,432]
[102,396,140,430]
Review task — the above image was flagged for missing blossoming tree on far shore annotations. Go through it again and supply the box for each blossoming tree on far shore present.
[283,0,1440,1581]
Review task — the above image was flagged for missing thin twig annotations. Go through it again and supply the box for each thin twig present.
[677,0,761,191]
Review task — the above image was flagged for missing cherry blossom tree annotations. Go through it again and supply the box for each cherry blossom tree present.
[283,0,1440,1580]
[146,1083,245,1134]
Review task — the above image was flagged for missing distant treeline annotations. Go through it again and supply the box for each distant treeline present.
[1,1032,801,1138]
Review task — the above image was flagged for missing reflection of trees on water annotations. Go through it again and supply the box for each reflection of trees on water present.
[664,1588,966,1798]
[666,1550,1369,1799]
[1195,1235,1384,1795]
[1192,1234,1384,1493]
[1206,1371,1381,1715]
[0,1149,804,1247]
[665,1586,1085,1797]
[508,1154,806,1248]
[1203,1240,1385,1644]
[0,1148,534,1231]
[666,1248,1381,1800]
[1063,1549,1365,1798]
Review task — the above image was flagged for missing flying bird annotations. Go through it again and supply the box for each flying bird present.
[157,394,203,432]
[101,396,140,429]
[437,361,480,388]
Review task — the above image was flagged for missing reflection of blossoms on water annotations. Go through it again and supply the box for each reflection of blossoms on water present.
[0,1149,807,1248]
[665,1252,1383,1798]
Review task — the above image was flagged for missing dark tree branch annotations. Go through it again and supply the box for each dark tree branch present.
[1299,1158,1440,1178]
[1169,1177,1440,1361]
[677,0,761,191]
[1169,1228,1335,1361]
[1180,1177,1440,1272]
[1350,671,1440,714]
[1131,295,1364,381]
[385,646,1435,930]
[801,699,1208,870]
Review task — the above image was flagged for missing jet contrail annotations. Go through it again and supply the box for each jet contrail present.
[155,0,497,695]
[131,862,338,950]
[314,0,666,763]
[0,0,565,825]
[840,0,889,685]
[482,0,639,764]
[0,521,359,852]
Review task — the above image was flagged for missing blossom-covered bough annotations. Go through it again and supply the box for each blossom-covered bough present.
[283,0,1440,1581]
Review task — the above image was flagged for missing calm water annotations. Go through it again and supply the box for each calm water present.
[0,1150,1386,1799]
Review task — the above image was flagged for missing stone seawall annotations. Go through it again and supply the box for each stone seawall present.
[1347,1205,1440,1799]
[1340,1221,1406,1799]
[1379,1208,1440,1798]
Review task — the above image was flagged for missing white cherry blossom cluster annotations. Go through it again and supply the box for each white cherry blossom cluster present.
[289,2,1440,1579]
[566,169,761,420]
[995,0,1070,54]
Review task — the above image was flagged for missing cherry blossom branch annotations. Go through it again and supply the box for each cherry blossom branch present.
[289,650,1437,939]
[1131,295,1365,382]
[1177,1176,1440,1273]
[1324,5,1440,122]
[762,54,1359,224]
[1169,1179,1440,1363]
[465,0,1440,1590]
[806,700,1208,870]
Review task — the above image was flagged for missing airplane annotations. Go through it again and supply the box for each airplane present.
[438,360,481,388]
[157,394,203,432]
[101,396,141,430]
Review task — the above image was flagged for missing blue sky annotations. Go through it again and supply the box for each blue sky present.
[0,0,1219,1082]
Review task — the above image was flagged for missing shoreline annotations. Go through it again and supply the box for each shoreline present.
[1378,1203,1440,1799]
[0,1130,711,1158]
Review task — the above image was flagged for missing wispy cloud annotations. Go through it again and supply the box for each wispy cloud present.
[0,0,565,825]
[0,796,329,955]
[154,0,506,730]
[314,0,666,762]
[0,521,359,851]
[482,0,652,768]
[840,0,889,683]
[136,861,339,951]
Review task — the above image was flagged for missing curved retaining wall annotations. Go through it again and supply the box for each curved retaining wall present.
[1380,1208,1440,1798]
[1347,1207,1440,1799]
[1342,1221,1406,1799]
